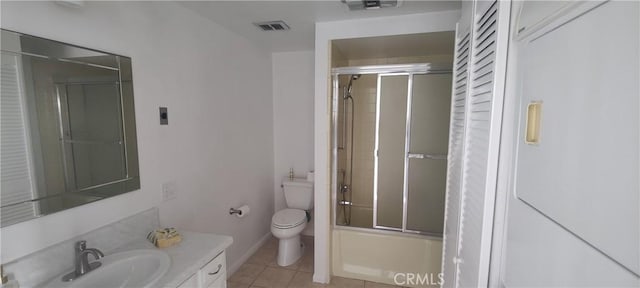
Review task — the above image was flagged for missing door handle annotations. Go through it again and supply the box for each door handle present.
[407,153,447,160]
[408,153,425,159]
[525,101,542,145]
[208,264,222,275]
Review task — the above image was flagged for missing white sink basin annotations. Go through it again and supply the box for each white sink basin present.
[43,249,170,288]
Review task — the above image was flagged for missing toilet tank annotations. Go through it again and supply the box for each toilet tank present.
[283,178,314,210]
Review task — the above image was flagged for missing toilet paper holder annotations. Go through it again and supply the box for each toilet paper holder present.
[229,205,250,217]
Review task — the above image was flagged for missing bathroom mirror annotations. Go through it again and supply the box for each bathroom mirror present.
[0,29,140,227]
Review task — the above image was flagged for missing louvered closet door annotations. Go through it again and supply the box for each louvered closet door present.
[441,23,471,288]
[1,52,37,225]
[456,0,508,287]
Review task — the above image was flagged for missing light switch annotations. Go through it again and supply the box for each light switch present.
[159,107,168,125]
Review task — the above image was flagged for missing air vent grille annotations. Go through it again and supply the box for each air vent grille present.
[254,21,290,31]
[342,0,401,10]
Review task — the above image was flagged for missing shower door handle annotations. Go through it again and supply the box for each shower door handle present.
[407,153,425,159]
[407,153,448,160]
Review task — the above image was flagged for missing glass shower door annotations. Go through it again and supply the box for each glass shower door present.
[406,73,452,234]
[374,72,452,235]
[374,75,409,230]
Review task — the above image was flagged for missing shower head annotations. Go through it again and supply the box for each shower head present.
[345,74,361,99]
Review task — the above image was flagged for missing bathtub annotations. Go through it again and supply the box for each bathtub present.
[331,227,442,287]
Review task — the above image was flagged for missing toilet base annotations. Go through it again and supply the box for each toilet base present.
[277,235,305,266]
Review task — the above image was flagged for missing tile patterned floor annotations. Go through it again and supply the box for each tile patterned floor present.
[228,236,405,288]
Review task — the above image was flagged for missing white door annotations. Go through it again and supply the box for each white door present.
[441,0,511,286]
[441,10,472,288]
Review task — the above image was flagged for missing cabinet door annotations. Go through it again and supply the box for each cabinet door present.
[206,273,226,288]
[200,252,227,288]
[514,0,639,275]
[177,273,199,288]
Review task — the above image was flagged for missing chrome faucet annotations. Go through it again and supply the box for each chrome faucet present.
[62,240,104,282]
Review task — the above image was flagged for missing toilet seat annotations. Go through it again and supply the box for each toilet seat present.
[272,209,306,229]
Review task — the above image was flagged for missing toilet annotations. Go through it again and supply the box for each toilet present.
[271,178,313,266]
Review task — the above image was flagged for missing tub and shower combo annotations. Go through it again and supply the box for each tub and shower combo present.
[330,63,452,286]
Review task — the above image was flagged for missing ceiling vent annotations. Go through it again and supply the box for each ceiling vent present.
[254,21,290,31]
[342,0,403,10]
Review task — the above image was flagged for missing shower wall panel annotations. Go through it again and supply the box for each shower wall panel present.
[350,75,376,212]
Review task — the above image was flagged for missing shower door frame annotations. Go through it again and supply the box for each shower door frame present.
[373,72,412,233]
[331,63,451,237]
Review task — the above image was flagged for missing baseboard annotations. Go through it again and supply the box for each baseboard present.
[227,232,272,277]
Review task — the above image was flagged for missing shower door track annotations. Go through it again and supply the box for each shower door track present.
[333,224,444,240]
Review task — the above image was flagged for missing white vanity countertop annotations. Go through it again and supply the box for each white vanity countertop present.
[112,231,233,288]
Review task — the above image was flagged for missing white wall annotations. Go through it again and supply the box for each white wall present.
[313,10,460,283]
[272,51,315,215]
[0,1,274,271]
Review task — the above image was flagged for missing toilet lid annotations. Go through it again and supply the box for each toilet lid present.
[272,209,306,228]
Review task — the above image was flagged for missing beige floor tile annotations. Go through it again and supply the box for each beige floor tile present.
[297,253,314,272]
[264,236,279,250]
[227,281,251,288]
[268,256,301,270]
[328,276,364,288]
[288,271,328,288]
[404,284,438,288]
[258,241,278,254]
[267,236,312,271]
[364,281,403,288]
[253,267,297,288]
[247,247,277,266]
[228,263,266,286]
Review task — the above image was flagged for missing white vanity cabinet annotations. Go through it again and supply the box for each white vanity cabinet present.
[157,232,233,288]
[179,274,199,288]
[177,251,227,288]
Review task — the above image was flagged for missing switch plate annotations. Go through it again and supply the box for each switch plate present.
[162,182,176,201]
[159,107,168,125]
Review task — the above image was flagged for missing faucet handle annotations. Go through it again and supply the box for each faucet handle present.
[76,240,87,251]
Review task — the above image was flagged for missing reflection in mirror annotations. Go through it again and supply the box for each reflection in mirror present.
[0,29,139,227]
